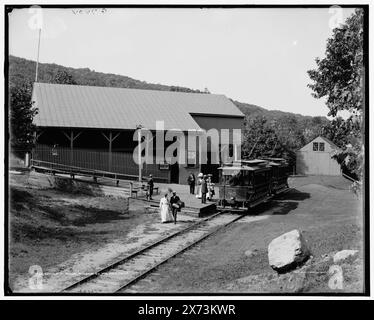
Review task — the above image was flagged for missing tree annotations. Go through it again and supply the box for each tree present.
[242,115,296,169]
[298,116,330,145]
[322,117,362,179]
[307,9,364,180]
[322,117,357,149]
[52,69,77,85]
[9,82,38,157]
[272,115,306,151]
[243,117,282,156]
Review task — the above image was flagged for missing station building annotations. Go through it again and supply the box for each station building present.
[31,83,245,183]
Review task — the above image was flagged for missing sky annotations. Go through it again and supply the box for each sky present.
[8,7,356,117]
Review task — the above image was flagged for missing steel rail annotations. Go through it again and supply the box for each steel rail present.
[62,210,231,293]
[115,213,245,293]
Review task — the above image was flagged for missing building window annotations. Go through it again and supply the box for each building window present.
[313,142,318,151]
[319,143,325,151]
[187,150,197,167]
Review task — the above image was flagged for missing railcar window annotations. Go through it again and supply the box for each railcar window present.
[221,170,254,186]
[228,172,241,186]
[255,172,267,185]
[243,171,251,186]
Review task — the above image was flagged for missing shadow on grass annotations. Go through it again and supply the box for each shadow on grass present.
[274,189,311,201]
[247,200,299,216]
[271,201,299,215]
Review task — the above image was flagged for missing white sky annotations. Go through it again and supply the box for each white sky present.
[8,7,356,117]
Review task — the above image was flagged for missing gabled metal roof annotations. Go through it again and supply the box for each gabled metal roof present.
[298,135,341,151]
[219,159,271,171]
[32,83,244,131]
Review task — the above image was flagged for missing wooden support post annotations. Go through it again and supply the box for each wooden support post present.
[102,131,120,172]
[35,130,44,142]
[63,130,82,166]
[70,131,74,165]
[31,130,44,163]
[109,131,112,171]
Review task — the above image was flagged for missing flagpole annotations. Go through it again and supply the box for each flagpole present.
[35,28,41,82]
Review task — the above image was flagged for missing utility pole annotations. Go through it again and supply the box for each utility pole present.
[35,28,41,82]
[136,124,143,182]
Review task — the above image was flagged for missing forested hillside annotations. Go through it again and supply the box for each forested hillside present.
[9,55,204,93]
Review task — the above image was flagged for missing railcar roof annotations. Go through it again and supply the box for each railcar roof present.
[218,165,271,171]
[267,161,281,166]
[236,159,268,164]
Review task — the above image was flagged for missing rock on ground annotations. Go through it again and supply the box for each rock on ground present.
[244,249,258,257]
[333,250,359,264]
[268,229,310,273]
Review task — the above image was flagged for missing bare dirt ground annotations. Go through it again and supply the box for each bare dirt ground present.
[122,176,364,294]
[8,173,198,292]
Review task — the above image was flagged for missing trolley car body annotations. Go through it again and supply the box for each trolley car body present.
[218,160,273,210]
[262,157,290,195]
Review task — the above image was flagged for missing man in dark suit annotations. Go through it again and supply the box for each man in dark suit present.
[187,172,196,194]
[170,191,181,224]
[201,175,208,204]
[147,174,154,200]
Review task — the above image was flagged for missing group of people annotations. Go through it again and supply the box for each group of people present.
[155,172,215,225]
[187,172,215,204]
[159,190,183,224]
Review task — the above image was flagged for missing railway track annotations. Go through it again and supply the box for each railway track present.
[62,211,245,293]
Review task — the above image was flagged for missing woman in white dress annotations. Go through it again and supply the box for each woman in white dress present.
[159,194,173,223]
[196,173,203,199]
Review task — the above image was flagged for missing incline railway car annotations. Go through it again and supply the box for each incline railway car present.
[218,159,273,210]
[262,157,290,195]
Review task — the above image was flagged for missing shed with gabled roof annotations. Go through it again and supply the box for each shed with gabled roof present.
[296,136,341,176]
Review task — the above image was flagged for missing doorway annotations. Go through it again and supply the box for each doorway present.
[170,163,179,184]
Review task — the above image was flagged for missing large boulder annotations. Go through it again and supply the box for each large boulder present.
[268,229,310,273]
[333,250,359,264]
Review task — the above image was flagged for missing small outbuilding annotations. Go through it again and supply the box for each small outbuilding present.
[296,136,341,176]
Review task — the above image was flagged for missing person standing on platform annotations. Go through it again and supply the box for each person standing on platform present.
[170,191,181,224]
[187,172,196,194]
[159,194,173,223]
[196,173,203,199]
[201,175,208,204]
[147,174,154,200]
[206,174,215,201]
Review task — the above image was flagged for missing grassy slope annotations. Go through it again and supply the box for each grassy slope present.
[8,174,158,289]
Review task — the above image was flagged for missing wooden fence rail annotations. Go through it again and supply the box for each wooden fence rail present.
[32,144,170,182]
